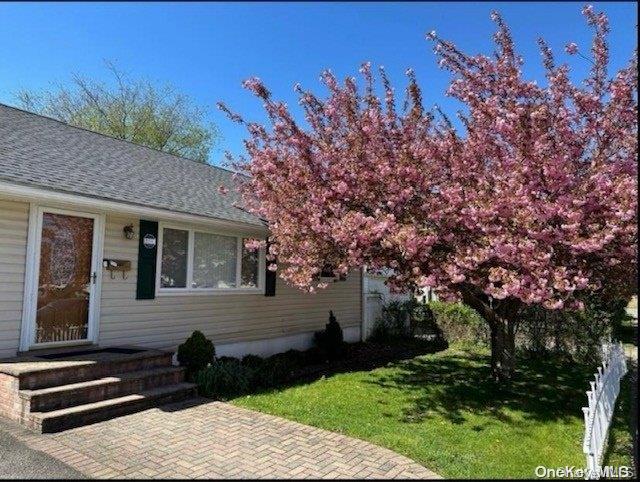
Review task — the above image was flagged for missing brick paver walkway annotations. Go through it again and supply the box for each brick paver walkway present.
[3,397,439,479]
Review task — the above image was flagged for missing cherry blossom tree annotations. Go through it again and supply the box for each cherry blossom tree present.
[220,6,637,380]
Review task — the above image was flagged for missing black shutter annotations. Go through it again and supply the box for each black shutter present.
[136,220,158,300]
[320,264,334,278]
[265,241,276,297]
[265,268,276,296]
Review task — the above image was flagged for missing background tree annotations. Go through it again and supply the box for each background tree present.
[221,6,637,380]
[17,62,217,162]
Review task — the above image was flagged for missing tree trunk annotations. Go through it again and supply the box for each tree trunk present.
[489,316,516,382]
[461,286,519,382]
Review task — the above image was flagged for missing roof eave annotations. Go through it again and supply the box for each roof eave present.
[0,179,269,236]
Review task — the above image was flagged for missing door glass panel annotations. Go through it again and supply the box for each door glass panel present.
[35,212,94,343]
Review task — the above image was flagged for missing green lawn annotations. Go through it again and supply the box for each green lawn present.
[233,343,596,478]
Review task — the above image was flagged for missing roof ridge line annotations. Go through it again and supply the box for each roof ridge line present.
[0,102,238,176]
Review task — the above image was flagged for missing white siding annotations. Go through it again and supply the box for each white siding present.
[99,215,362,352]
[0,206,362,356]
[0,200,28,358]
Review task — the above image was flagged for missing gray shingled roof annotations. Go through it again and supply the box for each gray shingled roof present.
[0,103,264,226]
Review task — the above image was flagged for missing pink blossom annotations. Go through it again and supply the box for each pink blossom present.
[244,238,265,251]
[565,42,578,54]
[220,6,637,311]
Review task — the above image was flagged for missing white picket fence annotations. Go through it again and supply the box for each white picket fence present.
[582,340,628,478]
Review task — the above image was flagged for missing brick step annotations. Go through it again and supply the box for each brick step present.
[18,351,174,390]
[26,382,197,433]
[19,366,186,412]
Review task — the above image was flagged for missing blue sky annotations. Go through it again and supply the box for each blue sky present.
[0,2,636,164]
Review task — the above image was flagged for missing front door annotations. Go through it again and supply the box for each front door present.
[24,207,103,349]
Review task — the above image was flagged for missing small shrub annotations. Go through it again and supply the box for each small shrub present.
[301,346,326,365]
[428,301,488,345]
[369,298,441,342]
[368,317,393,343]
[177,330,215,380]
[195,349,321,399]
[275,349,306,370]
[382,300,410,336]
[314,311,345,359]
[368,300,410,342]
[241,354,264,369]
[217,356,238,363]
[256,355,293,387]
[195,358,252,399]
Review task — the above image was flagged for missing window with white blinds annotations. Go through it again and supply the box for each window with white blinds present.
[158,226,264,293]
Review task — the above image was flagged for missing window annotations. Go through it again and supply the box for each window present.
[158,226,263,293]
[193,232,237,289]
[160,228,188,288]
[241,239,259,288]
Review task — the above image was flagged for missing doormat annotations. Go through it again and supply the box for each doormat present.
[37,347,145,359]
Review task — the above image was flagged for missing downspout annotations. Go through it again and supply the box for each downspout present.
[360,266,367,342]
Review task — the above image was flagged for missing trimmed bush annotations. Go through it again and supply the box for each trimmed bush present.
[314,311,344,359]
[428,301,488,345]
[177,330,215,380]
[195,350,300,399]
[193,331,448,399]
[273,349,306,370]
[241,354,264,369]
[256,355,293,387]
[195,358,252,399]
[301,346,327,365]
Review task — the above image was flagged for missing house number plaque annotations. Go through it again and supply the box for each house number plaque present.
[142,234,157,249]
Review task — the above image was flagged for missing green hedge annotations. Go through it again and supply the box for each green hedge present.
[518,296,632,365]
[194,348,318,400]
[427,301,488,345]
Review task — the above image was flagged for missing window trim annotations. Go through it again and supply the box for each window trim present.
[155,222,265,296]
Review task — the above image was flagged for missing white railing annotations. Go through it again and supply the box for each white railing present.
[582,340,628,478]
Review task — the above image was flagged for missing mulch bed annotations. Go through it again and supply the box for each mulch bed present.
[284,337,447,385]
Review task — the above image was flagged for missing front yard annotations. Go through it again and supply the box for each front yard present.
[233,343,632,479]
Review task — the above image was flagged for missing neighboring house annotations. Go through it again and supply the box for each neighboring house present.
[0,104,362,359]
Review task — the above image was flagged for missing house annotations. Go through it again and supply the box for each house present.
[0,103,363,360]
[0,103,363,431]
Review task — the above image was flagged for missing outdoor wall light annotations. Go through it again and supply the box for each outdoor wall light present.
[123,224,135,240]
